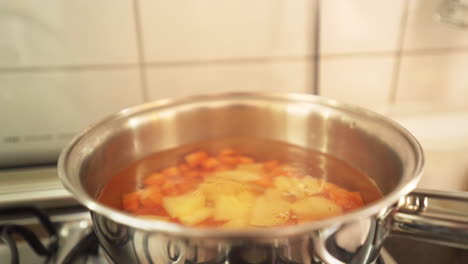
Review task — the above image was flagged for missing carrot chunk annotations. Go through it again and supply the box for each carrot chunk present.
[219,148,235,156]
[178,178,201,193]
[263,160,279,171]
[218,156,239,166]
[134,207,162,216]
[325,183,364,210]
[179,164,190,173]
[270,166,287,176]
[122,191,140,212]
[238,156,254,164]
[214,164,234,171]
[185,151,209,167]
[201,157,220,170]
[143,173,165,186]
[195,218,228,227]
[162,166,180,176]
[140,187,163,208]
[185,170,203,178]
[162,177,201,196]
[117,147,368,228]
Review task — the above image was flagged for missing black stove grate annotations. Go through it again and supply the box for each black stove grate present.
[0,207,57,264]
[0,206,391,264]
[0,206,100,264]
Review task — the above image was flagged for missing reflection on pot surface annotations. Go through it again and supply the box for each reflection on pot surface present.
[93,211,392,264]
[59,93,468,264]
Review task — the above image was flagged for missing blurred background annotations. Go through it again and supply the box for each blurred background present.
[1,0,468,188]
[2,0,468,111]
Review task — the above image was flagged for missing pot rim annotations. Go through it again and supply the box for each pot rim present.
[58,92,424,239]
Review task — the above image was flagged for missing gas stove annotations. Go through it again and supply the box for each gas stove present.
[0,206,107,264]
[0,204,397,264]
[0,165,398,264]
[0,166,105,264]
[0,166,467,264]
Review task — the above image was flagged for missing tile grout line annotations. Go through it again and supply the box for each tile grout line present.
[132,0,149,102]
[311,0,321,95]
[0,57,313,73]
[144,56,311,67]
[0,63,140,73]
[2,46,468,74]
[402,46,468,55]
[321,51,396,60]
[389,0,411,104]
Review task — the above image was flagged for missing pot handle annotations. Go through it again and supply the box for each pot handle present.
[391,188,468,249]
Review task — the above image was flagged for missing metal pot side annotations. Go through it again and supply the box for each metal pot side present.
[58,93,424,264]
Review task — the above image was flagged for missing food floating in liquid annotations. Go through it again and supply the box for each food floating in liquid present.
[98,143,372,228]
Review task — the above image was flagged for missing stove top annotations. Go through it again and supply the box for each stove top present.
[1,204,468,264]
[0,166,468,264]
[0,206,107,264]
[0,205,397,264]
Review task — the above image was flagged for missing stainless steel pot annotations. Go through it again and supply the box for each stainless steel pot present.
[58,93,468,264]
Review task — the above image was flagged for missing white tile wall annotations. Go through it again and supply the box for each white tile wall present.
[395,52,468,109]
[138,0,312,62]
[0,0,467,124]
[0,0,138,67]
[0,0,467,182]
[320,56,395,111]
[0,68,143,136]
[0,68,143,167]
[403,0,468,50]
[145,60,312,100]
[321,0,406,54]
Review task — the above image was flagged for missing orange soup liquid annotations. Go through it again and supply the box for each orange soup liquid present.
[98,137,382,228]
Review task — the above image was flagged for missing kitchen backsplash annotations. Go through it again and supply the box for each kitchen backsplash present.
[1,0,467,118]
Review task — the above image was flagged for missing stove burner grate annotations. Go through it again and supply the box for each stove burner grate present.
[0,206,100,264]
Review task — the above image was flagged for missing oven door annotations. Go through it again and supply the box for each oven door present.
[0,85,141,168]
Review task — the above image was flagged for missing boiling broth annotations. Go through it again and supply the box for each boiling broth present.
[98,137,382,228]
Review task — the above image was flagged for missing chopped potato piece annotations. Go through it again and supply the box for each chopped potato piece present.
[249,194,291,227]
[253,175,275,188]
[179,208,213,225]
[162,190,210,225]
[237,163,263,173]
[201,178,252,200]
[223,219,249,228]
[262,188,296,203]
[274,176,323,198]
[291,196,342,221]
[212,170,261,182]
[263,188,285,199]
[114,148,370,229]
[138,215,170,221]
[213,192,254,221]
